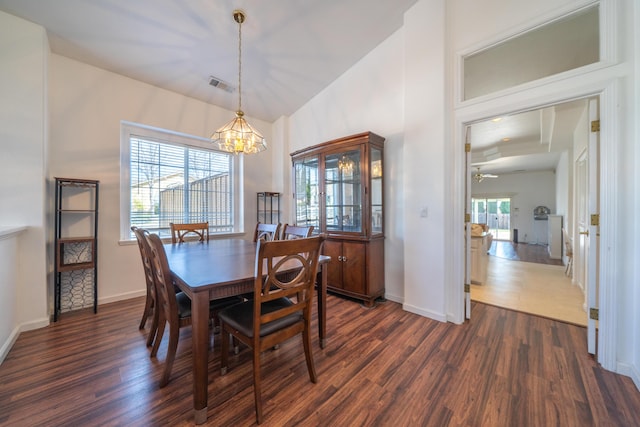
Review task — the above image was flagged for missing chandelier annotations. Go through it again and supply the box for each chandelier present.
[211,10,267,154]
[338,155,354,174]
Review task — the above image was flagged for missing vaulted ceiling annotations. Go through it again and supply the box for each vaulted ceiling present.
[0,0,593,177]
[0,0,418,123]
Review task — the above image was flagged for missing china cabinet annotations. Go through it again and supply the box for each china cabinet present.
[291,132,384,306]
[54,178,99,321]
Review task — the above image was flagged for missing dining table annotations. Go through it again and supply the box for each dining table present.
[164,238,330,424]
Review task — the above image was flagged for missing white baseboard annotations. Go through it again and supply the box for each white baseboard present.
[617,361,640,392]
[0,317,49,366]
[384,293,403,304]
[0,291,145,367]
[0,326,20,365]
[98,289,146,305]
[402,302,447,322]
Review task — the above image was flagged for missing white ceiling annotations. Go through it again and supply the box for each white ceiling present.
[0,0,592,177]
[0,0,418,123]
[470,99,589,178]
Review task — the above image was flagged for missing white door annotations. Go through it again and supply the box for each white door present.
[586,98,600,355]
[464,127,472,319]
[576,153,587,301]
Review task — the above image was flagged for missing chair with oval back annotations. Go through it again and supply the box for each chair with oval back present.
[218,235,325,424]
[170,222,209,244]
[253,222,281,242]
[281,224,314,240]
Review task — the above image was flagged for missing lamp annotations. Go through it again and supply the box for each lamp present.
[211,10,266,154]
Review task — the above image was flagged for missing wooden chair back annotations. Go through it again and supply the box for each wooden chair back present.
[219,235,324,423]
[145,233,183,331]
[253,222,281,242]
[281,224,314,240]
[562,228,573,256]
[253,236,324,345]
[131,226,159,346]
[170,222,209,244]
[145,232,191,387]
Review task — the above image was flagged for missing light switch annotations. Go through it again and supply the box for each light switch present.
[420,206,428,218]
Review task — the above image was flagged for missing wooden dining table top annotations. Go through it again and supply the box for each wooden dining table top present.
[165,238,330,295]
[165,238,259,291]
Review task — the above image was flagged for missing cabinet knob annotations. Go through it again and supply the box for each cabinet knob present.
[337,256,343,261]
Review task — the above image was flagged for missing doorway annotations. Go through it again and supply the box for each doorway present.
[465,98,592,327]
[454,3,619,370]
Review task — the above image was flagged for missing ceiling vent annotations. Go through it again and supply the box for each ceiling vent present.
[208,75,234,93]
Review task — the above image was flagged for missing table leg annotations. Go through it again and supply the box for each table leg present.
[317,263,327,348]
[191,292,209,424]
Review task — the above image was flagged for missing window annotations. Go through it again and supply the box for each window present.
[121,122,243,240]
[463,5,600,100]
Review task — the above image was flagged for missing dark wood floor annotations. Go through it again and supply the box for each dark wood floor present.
[489,240,564,266]
[1,295,639,426]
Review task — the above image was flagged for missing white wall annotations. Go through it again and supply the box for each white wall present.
[49,54,274,305]
[472,171,557,244]
[288,25,407,303]
[0,11,49,361]
[633,0,640,391]
[0,228,25,363]
[556,152,571,226]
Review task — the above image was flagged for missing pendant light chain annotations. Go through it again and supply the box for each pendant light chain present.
[237,13,242,113]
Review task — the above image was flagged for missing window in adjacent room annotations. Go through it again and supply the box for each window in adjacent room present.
[120,122,242,240]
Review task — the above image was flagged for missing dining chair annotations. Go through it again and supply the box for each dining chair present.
[281,224,314,240]
[145,232,242,387]
[131,226,160,348]
[170,222,209,244]
[253,222,281,242]
[562,228,573,276]
[218,235,324,424]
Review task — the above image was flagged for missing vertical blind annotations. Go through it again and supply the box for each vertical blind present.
[129,136,234,236]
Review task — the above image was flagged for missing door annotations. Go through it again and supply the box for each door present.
[323,240,343,290]
[293,156,321,231]
[323,239,366,294]
[324,149,363,235]
[342,241,366,294]
[586,98,600,355]
[464,128,472,319]
[576,98,600,355]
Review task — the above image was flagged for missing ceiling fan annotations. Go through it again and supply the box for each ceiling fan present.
[473,167,498,183]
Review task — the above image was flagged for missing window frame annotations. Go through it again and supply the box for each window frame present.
[120,121,244,241]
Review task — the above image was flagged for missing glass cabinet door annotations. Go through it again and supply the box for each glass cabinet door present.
[324,149,362,234]
[370,146,383,235]
[293,156,320,230]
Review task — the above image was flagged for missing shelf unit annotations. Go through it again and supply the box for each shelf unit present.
[257,192,281,224]
[291,131,385,307]
[54,178,99,321]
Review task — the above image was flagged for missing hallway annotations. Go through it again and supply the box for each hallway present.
[471,241,586,326]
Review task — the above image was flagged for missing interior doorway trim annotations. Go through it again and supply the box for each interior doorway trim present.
[449,76,619,372]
